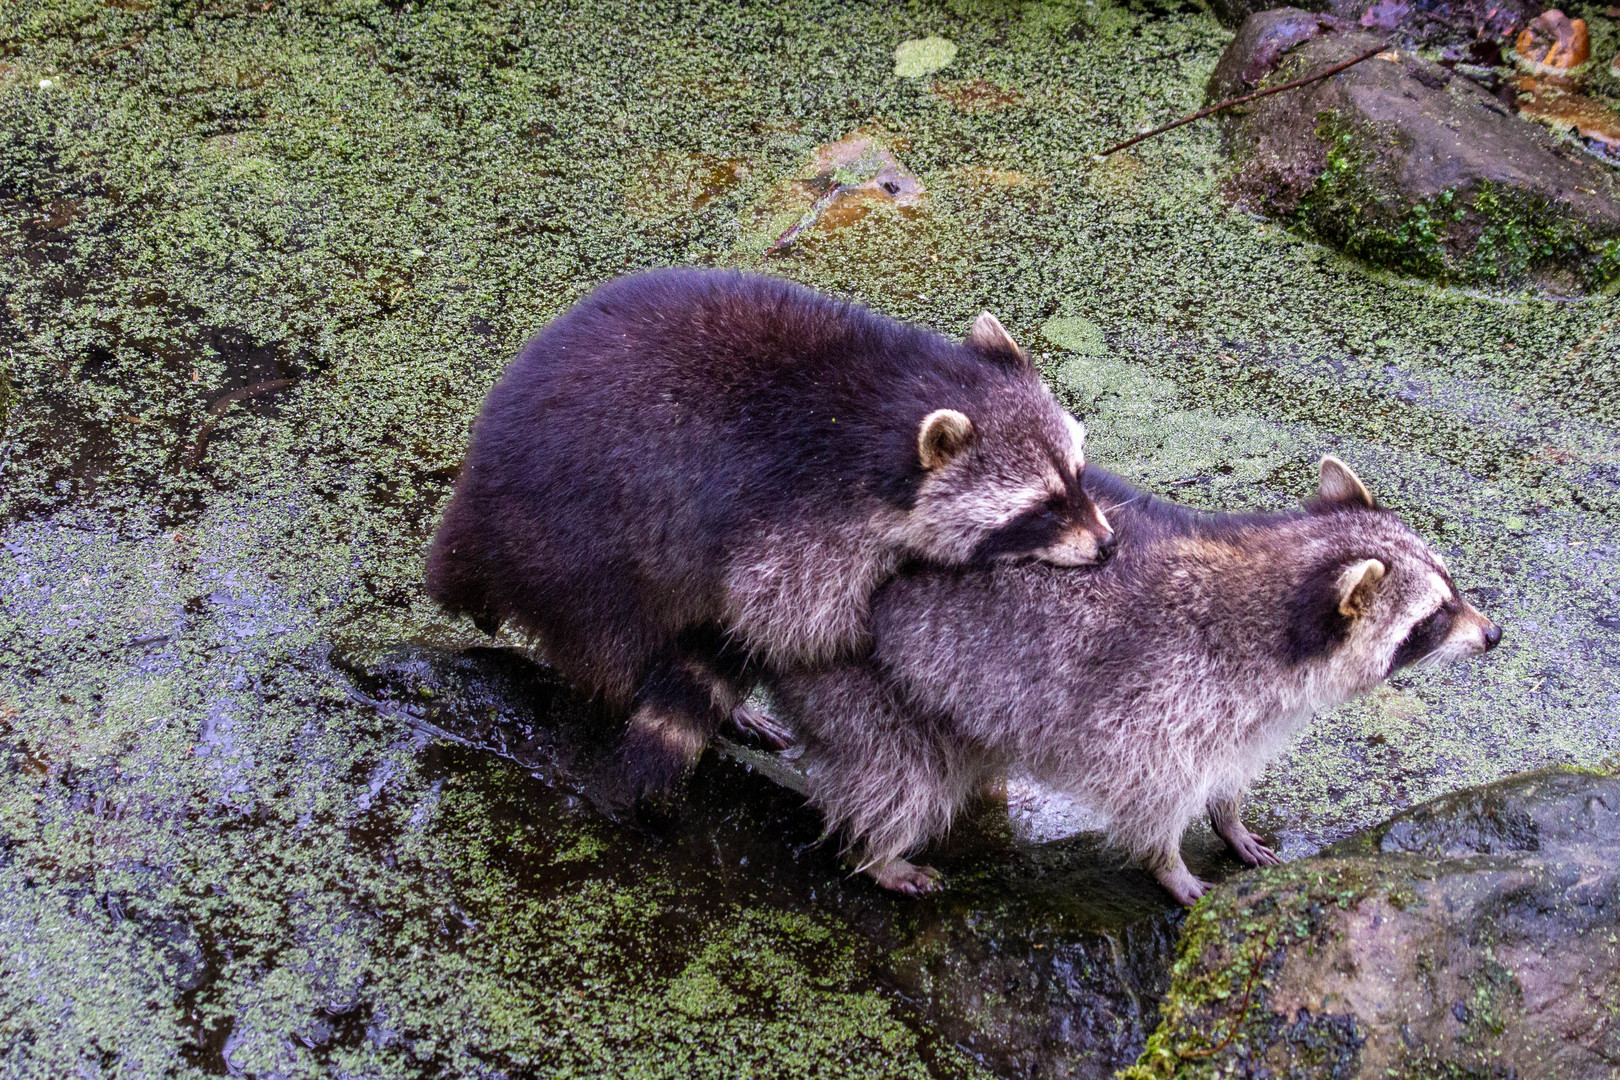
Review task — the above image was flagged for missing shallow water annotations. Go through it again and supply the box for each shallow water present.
[1,0,1617,1075]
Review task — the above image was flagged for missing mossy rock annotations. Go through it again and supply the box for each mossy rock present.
[1215,20,1620,290]
[1123,767,1620,1079]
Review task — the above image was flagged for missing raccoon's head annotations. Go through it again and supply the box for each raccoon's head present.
[898,312,1115,567]
[1288,457,1501,702]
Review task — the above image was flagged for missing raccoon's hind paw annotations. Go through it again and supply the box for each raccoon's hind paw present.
[729,703,794,751]
[1157,868,1212,907]
[867,859,944,896]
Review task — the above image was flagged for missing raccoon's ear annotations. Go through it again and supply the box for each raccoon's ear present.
[1314,456,1376,510]
[965,312,1023,357]
[918,409,975,469]
[1337,558,1386,618]
[1063,413,1087,471]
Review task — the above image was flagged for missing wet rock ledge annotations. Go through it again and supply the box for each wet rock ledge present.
[338,644,1619,1079]
[336,643,1198,1080]
[1125,767,1620,1079]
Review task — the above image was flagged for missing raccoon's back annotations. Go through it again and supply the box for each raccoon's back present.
[492,270,1002,504]
[425,269,1003,689]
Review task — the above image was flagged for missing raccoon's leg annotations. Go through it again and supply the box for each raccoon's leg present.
[620,630,782,793]
[1144,847,1211,907]
[774,664,982,897]
[621,651,730,796]
[678,630,793,750]
[1207,795,1280,868]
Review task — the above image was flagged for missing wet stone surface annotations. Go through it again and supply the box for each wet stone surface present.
[2,0,1619,1075]
[1123,768,1620,1079]
[337,643,1220,1080]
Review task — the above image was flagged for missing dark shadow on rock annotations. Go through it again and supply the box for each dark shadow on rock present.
[333,642,1235,1079]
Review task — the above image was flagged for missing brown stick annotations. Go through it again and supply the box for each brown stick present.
[767,184,852,255]
[1098,44,1387,157]
[184,378,296,466]
[86,34,145,64]
[1175,934,1272,1060]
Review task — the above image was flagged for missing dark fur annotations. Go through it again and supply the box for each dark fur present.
[427,269,1106,793]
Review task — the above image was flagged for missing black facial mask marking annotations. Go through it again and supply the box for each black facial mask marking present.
[970,493,1071,563]
[1390,601,1459,671]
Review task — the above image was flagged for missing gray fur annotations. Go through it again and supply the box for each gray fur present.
[770,459,1501,903]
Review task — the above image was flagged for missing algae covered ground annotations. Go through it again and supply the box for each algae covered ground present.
[1,0,1617,1075]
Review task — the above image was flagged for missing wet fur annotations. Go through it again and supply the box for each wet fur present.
[771,463,1499,901]
[426,269,1107,793]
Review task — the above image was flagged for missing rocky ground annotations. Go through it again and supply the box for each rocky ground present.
[1,0,1617,1077]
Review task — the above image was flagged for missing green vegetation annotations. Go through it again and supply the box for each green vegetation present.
[1300,116,1620,289]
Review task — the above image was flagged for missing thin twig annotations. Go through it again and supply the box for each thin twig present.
[1175,934,1272,1060]
[1099,44,1387,157]
[767,184,852,255]
[86,34,145,64]
[183,378,295,466]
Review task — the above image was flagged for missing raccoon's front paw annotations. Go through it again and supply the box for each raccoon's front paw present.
[868,859,944,896]
[1220,825,1281,868]
[729,703,794,751]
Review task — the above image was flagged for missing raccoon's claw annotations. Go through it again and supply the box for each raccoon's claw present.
[869,859,943,896]
[729,703,794,750]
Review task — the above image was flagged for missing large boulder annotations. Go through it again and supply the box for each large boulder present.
[1123,768,1620,1078]
[1211,12,1620,290]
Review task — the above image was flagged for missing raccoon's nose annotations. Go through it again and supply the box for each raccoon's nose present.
[1483,623,1502,650]
[1095,531,1118,562]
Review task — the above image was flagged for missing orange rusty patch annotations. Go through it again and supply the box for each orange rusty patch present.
[1513,9,1590,71]
[1513,75,1620,153]
[931,78,1026,114]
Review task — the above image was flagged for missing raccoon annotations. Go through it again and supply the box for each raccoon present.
[770,458,1501,903]
[426,268,1114,794]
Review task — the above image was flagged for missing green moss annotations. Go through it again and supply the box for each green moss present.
[1119,861,1405,1079]
[1297,113,1620,289]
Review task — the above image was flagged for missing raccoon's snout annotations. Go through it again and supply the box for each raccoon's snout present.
[1095,530,1118,563]
[1460,603,1501,654]
[1039,524,1114,567]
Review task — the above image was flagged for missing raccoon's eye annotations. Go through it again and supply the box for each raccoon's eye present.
[1408,610,1444,639]
[1035,492,1068,522]
[1390,605,1455,671]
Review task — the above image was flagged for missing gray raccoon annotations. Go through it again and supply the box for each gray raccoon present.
[770,458,1502,902]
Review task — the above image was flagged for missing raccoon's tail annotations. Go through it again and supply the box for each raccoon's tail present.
[618,634,759,798]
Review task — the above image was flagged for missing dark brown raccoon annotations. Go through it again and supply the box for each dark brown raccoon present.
[427,269,1113,795]
[771,458,1502,902]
